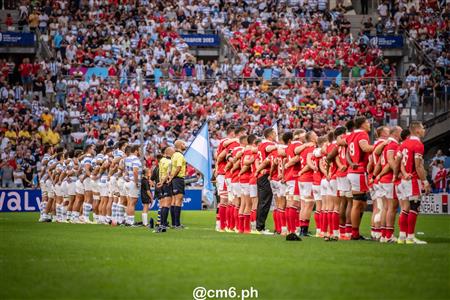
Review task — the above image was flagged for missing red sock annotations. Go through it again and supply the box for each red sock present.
[273,210,279,233]
[386,227,394,239]
[322,211,328,235]
[333,211,340,232]
[351,227,360,239]
[244,214,251,233]
[219,205,227,230]
[234,206,240,230]
[399,210,409,234]
[280,210,286,228]
[339,225,345,235]
[295,209,300,228]
[227,205,234,230]
[238,214,244,233]
[407,210,418,235]
[381,227,386,238]
[250,209,256,222]
[314,211,321,231]
[345,223,352,235]
[288,207,297,233]
[328,211,333,235]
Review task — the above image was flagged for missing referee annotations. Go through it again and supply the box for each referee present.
[169,140,187,229]
[141,168,153,227]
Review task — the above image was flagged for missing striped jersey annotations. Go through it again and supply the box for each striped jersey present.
[125,155,142,183]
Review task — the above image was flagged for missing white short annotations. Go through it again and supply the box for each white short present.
[378,182,394,199]
[249,184,258,198]
[125,181,139,198]
[83,177,94,192]
[216,175,225,192]
[400,178,422,200]
[40,180,47,195]
[286,180,298,196]
[337,176,351,193]
[225,178,233,201]
[299,181,313,200]
[46,179,55,198]
[320,179,328,198]
[117,178,127,196]
[109,176,118,197]
[270,180,284,197]
[67,181,76,196]
[98,180,109,197]
[54,183,63,197]
[347,173,369,193]
[231,182,241,198]
[395,182,405,201]
[75,180,85,195]
[372,183,383,200]
[312,185,321,201]
[91,179,99,194]
[241,183,250,196]
[327,179,338,197]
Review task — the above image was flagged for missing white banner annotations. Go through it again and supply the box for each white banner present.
[420,193,448,215]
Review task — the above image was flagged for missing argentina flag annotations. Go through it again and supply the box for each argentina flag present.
[184,122,214,203]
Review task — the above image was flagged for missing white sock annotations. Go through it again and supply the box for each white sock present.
[83,203,92,221]
[282,226,288,234]
[142,213,148,226]
[333,230,339,237]
[407,233,415,239]
[93,213,98,222]
[399,231,406,239]
[127,215,134,225]
[112,203,118,222]
[251,221,256,231]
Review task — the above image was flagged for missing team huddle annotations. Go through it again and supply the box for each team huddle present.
[214,118,430,244]
[37,139,188,233]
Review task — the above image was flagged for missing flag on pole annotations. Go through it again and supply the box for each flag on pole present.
[272,119,279,141]
[184,122,214,203]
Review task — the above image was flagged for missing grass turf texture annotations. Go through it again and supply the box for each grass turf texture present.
[0,212,449,300]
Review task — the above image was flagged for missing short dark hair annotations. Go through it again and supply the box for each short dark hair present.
[409,121,423,131]
[282,131,293,144]
[239,135,248,144]
[263,127,275,138]
[354,116,367,129]
[400,128,410,141]
[247,134,257,145]
[334,126,347,138]
[234,126,246,135]
[226,125,236,134]
[327,130,335,142]
[130,144,140,153]
[345,119,355,132]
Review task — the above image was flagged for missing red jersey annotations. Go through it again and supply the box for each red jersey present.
[215,138,229,175]
[240,148,254,183]
[312,148,323,185]
[269,150,280,181]
[326,142,338,179]
[224,141,240,179]
[379,138,399,183]
[400,136,424,180]
[434,168,447,190]
[372,138,386,166]
[249,152,258,185]
[284,141,302,181]
[299,146,315,182]
[335,144,348,178]
[231,146,243,183]
[257,140,276,178]
[347,129,371,174]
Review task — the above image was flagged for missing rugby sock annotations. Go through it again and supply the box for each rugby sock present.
[273,209,279,233]
[83,203,92,222]
[295,209,300,229]
[333,211,340,237]
[314,211,321,234]
[345,223,352,237]
[398,210,409,239]
[161,207,169,227]
[40,201,47,217]
[215,207,220,230]
[170,206,176,226]
[233,206,239,230]
[381,227,386,238]
[118,204,126,224]
[328,211,333,235]
[62,206,68,221]
[280,209,287,233]
[407,210,418,238]
[157,209,161,226]
[250,209,256,222]
[351,227,360,239]
[386,227,394,239]
[339,225,346,236]
[228,205,235,230]
[238,214,244,233]
[111,203,117,222]
[304,219,310,235]
[175,206,182,227]
[55,204,61,221]
[244,214,251,233]
[93,213,98,223]
[127,215,135,225]
[321,210,328,236]
[142,213,148,226]
[289,207,297,233]
[219,204,227,230]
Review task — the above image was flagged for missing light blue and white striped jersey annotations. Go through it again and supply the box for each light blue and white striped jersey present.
[123,155,134,181]
[66,159,77,181]
[113,149,125,159]
[80,155,93,174]
[125,155,142,183]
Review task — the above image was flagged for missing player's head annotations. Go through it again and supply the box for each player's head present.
[281,131,293,145]
[409,121,425,138]
[84,144,95,155]
[130,144,140,155]
[105,147,113,156]
[400,128,410,141]
[293,129,304,141]
[43,144,53,155]
[234,126,246,138]
[124,145,132,155]
[263,127,276,141]
[354,116,370,132]
[226,125,236,137]
[117,140,127,150]
[56,151,65,161]
[96,144,105,154]
[164,146,175,157]
[327,130,335,143]
[174,140,186,151]
[390,126,402,141]
[376,126,390,139]
[317,136,328,147]
[305,131,318,144]
[74,149,83,159]
[66,149,75,159]
[247,134,257,146]
[239,135,248,146]
[345,119,355,132]
[334,126,347,146]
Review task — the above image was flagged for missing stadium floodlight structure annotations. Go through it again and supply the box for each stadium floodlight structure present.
[136,68,145,164]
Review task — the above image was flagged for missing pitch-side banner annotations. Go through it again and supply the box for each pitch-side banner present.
[0,189,203,212]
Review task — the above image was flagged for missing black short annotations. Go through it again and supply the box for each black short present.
[172,177,185,196]
[161,183,172,198]
[153,187,161,200]
[141,194,151,204]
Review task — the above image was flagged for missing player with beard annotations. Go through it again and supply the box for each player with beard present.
[346,117,374,240]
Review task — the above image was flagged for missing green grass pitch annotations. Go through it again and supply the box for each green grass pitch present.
[0,212,449,300]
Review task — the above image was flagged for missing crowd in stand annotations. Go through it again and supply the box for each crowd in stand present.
[0,0,448,191]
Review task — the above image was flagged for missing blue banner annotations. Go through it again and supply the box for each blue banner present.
[369,35,403,48]
[180,34,220,47]
[0,188,203,212]
[0,32,36,47]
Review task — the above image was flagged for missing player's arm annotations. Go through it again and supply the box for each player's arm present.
[306,152,317,171]
[170,156,181,179]
[319,158,328,177]
[217,148,228,163]
[359,139,374,153]
[346,147,358,170]
[415,152,430,192]
[374,140,389,156]
[326,147,339,163]
[376,162,391,180]
[373,158,382,177]
[392,152,402,181]
[133,165,139,186]
[294,143,312,155]
[284,155,300,169]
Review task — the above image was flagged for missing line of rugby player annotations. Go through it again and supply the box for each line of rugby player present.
[214,117,430,244]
